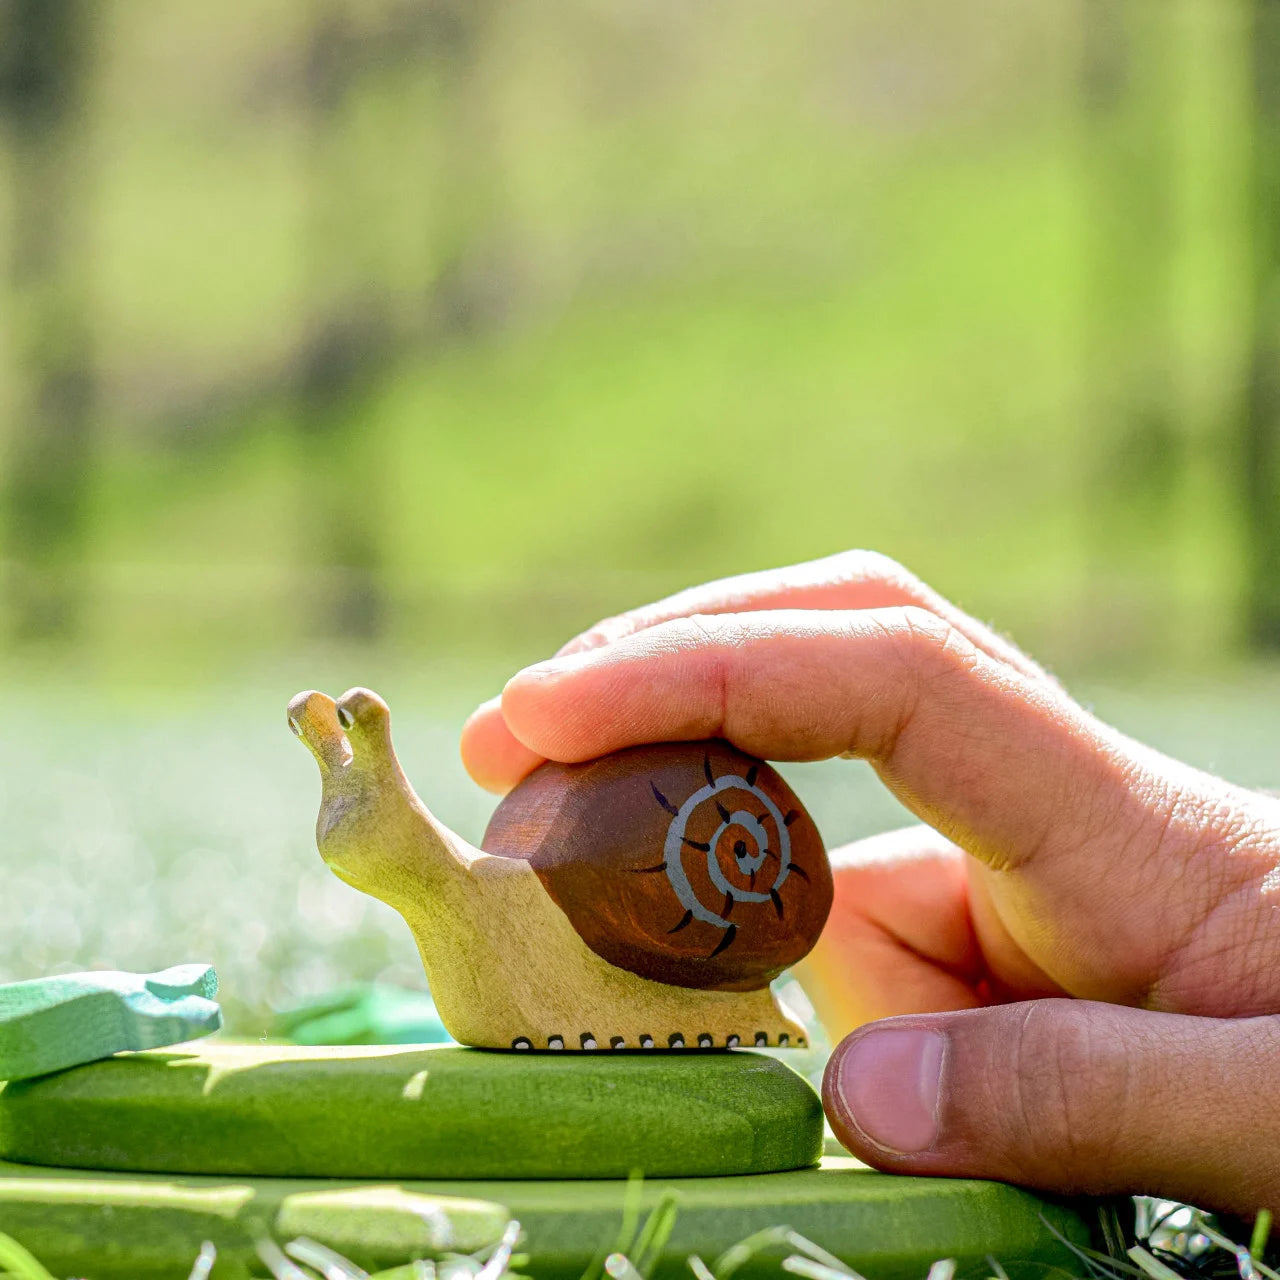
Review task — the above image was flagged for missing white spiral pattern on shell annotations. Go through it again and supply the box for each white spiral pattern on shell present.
[661,774,792,930]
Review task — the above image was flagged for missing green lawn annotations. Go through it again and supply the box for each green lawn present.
[1,657,1274,1029]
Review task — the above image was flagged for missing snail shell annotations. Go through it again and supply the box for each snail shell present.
[483,740,832,993]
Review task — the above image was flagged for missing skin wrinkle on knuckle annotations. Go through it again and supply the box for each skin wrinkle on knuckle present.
[1005,1003,1129,1189]
[1139,786,1280,1009]
[872,610,988,772]
[1152,849,1280,1015]
[844,609,938,761]
[561,615,631,654]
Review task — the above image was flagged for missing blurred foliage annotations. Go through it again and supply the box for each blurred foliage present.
[0,0,1273,679]
[3,0,1279,1008]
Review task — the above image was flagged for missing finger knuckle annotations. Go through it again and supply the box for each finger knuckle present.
[679,611,749,649]
[562,615,633,654]
[1007,1002,1133,1180]
[830,548,919,592]
[892,607,980,679]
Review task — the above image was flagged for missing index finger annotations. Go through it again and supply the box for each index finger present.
[461,551,1048,791]
[496,606,1205,992]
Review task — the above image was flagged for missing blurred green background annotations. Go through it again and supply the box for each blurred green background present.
[0,0,1277,1025]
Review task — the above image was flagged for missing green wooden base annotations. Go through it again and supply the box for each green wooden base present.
[0,1157,1098,1280]
[0,1042,822,1180]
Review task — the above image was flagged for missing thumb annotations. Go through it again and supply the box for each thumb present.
[823,999,1280,1214]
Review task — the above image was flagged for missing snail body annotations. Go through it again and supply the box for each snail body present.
[288,687,831,1051]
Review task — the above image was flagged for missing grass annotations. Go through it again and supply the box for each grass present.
[0,657,1276,1023]
[0,1187,1274,1280]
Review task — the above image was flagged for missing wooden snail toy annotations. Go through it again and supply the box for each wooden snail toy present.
[288,687,833,1051]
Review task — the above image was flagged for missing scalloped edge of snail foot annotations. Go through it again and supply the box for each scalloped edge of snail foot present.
[506,1029,807,1051]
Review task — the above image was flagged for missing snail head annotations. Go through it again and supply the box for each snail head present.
[287,686,419,901]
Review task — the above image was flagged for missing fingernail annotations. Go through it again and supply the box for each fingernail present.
[831,1027,945,1154]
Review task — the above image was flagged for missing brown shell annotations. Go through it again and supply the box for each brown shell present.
[482,740,832,992]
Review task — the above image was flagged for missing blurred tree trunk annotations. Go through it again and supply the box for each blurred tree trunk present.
[1078,0,1180,659]
[1243,0,1280,650]
[0,0,96,641]
[295,0,498,641]
[423,0,501,342]
[297,0,388,641]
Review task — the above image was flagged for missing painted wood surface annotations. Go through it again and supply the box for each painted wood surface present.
[0,964,222,1083]
[0,1156,1099,1280]
[0,1168,508,1279]
[287,688,828,1050]
[483,742,832,992]
[0,1041,823,1179]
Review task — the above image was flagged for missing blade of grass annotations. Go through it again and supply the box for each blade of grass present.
[259,1238,322,1280]
[1194,1222,1280,1280]
[476,1219,523,1280]
[187,1241,218,1280]
[583,1173,646,1280]
[286,1237,370,1280]
[1037,1213,1147,1280]
[1097,1202,1132,1263]
[1129,1245,1187,1280]
[1253,1212,1274,1264]
[783,1231,857,1279]
[632,1189,681,1278]
[926,1262,957,1280]
[714,1227,794,1280]
[781,1256,852,1280]
[687,1255,716,1280]
[0,1235,57,1280]
[605,1254,646,1280]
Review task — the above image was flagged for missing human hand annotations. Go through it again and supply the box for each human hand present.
[461,551,1280,1212]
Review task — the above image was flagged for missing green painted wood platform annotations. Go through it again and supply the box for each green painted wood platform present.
[0,1156,1098,1280]
[0,1043,823,1180]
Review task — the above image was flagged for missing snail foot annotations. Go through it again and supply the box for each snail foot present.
[505,1029,807,1051]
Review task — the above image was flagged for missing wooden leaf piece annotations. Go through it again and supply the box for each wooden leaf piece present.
[0,1156,1098,1280]
[0,1042,823,1179]
[483,741,833,992]
[0,964,222,1082]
